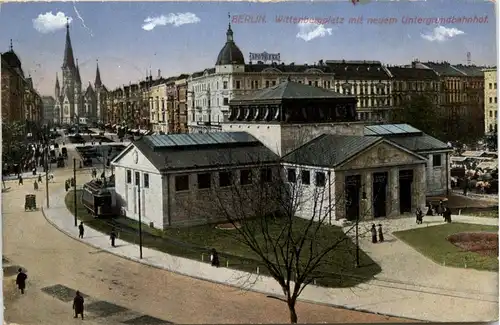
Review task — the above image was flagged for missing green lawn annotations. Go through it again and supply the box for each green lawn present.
[468,209,499,218]
[393,223,499,271]
[65,190,381,288]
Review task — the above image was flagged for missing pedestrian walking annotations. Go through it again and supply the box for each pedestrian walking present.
[371,224,378,244]
[437,201,444,216]
[444,207,452,223]
[92,168,97,179]
[38,174,42,183]
[78,222,84,239]
[65,180,69,192]
[18,174,23,185]
[415,207,423,224]
[210,248,220,267]
[377,224,384,242]
[72,290,85,319]
[33,180,38,191]
[16,268,27,294]
[110,229,117,247]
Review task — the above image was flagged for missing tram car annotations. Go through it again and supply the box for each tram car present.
[81,180,116,218]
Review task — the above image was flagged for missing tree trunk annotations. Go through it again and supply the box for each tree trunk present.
[288,302,298,324]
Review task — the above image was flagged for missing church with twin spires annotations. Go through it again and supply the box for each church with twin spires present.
[54,21,108,125]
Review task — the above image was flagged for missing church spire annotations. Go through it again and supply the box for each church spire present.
[55,73,60,89]
[75,59,82,84]
[62,18,75,70]
[95,59,102,87]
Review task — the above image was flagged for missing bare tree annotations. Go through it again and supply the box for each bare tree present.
[196,141,374,324]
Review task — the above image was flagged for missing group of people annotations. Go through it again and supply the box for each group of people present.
[416,200,453,224]
[15,268,85,319]
[64,178,76,192]
[370,224,384,244]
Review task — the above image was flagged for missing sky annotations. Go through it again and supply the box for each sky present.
[0,0,496,96]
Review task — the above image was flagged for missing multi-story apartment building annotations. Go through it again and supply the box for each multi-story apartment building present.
[414,61,485,140]
[387,65,441,114]
[1,42,43,124]
[483,68,498,134]
[148,79,167,132]
[107,79,152,129]
[174,75,189,133]
[187,24,336,133]
[42,96,56,124]
[324,60,392,122]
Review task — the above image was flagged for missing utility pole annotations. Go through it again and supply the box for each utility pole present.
[137,180,143,259]
[73,158,78,227]
[45,138,49,208]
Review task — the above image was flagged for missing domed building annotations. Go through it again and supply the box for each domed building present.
[53,21,108,125]
[1,40,43,123]
[186,23,336,133]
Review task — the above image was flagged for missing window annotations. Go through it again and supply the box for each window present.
[223,98,229,105]
[197,173,211,189]
[240,169,252,185]
[314,81,318,87]
[308,81,312,86]
[175,175,190,191]
[223,81,228,89]
[143,173,149,188]
[315,172,326,187]
[489,83,493,89]
[287,168,296,183]
[260,168,272,183]
[272,81,276,86]
[301,170,310,185]
[490,111,493,117]
[490,97,493,104]
[495,83,497,89]
[219,171,232,187]
[432,154,442,167]
[495,97,498,104]
[135,172,140,185]
[266,80,270,88]
[126,170,132,184]
[235,80,241,89]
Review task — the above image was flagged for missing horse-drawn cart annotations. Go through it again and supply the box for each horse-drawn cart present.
[24,194,36,211]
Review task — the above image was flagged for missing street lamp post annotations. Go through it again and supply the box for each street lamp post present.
[137,180,143,259]
[73,158,78,227]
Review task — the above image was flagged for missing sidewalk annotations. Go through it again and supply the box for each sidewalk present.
[3,171,47,181]
[42,188,499,322]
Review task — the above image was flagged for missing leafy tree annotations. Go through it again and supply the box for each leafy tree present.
[390,94,446,140]
[2,121,28,165]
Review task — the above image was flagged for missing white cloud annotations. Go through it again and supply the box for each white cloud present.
[421,25,465,42]
[296,22,333,42]
[142,12,200,31]
[33,12,72,33]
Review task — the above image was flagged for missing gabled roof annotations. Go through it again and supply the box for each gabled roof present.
[416,62,466,77]
[230,80,354,105]
[452,65,484,77]
[282,135,382,167]
[114,132,280,171]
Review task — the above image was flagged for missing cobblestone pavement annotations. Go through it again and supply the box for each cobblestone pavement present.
[2,169,411,324]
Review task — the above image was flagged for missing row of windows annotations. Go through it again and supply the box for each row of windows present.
[286,168,327,187]
[126,170,150,188]
[488,110,498,118]
[488,97,498,104]
[174,168,273,191]
[488,82,497,90]
[488,124,498,132]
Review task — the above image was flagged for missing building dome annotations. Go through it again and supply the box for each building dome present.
[215,24,245,66]
[2,50,22,70]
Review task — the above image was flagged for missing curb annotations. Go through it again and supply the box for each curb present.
[41,198,424,322]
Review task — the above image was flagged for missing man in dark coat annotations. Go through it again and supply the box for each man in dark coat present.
[371,224,378,244]
[78,222,84,239]
[210,248,220,267]
[110,230,117,247]
[18,174,23,185]
[16,268,27,294]
[73,290,84,319]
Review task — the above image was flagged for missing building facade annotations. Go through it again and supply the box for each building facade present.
[483,68,497,134]
[54,22,107,125]
[387,65,441,114]
[174,75,189,133]
[414,61,485,140]
[107,79,151,129]
[324,60,393,122]
[1,42,43,124]
[187,24,336,133]
[42,96,56,124]
[148,79,168,132]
